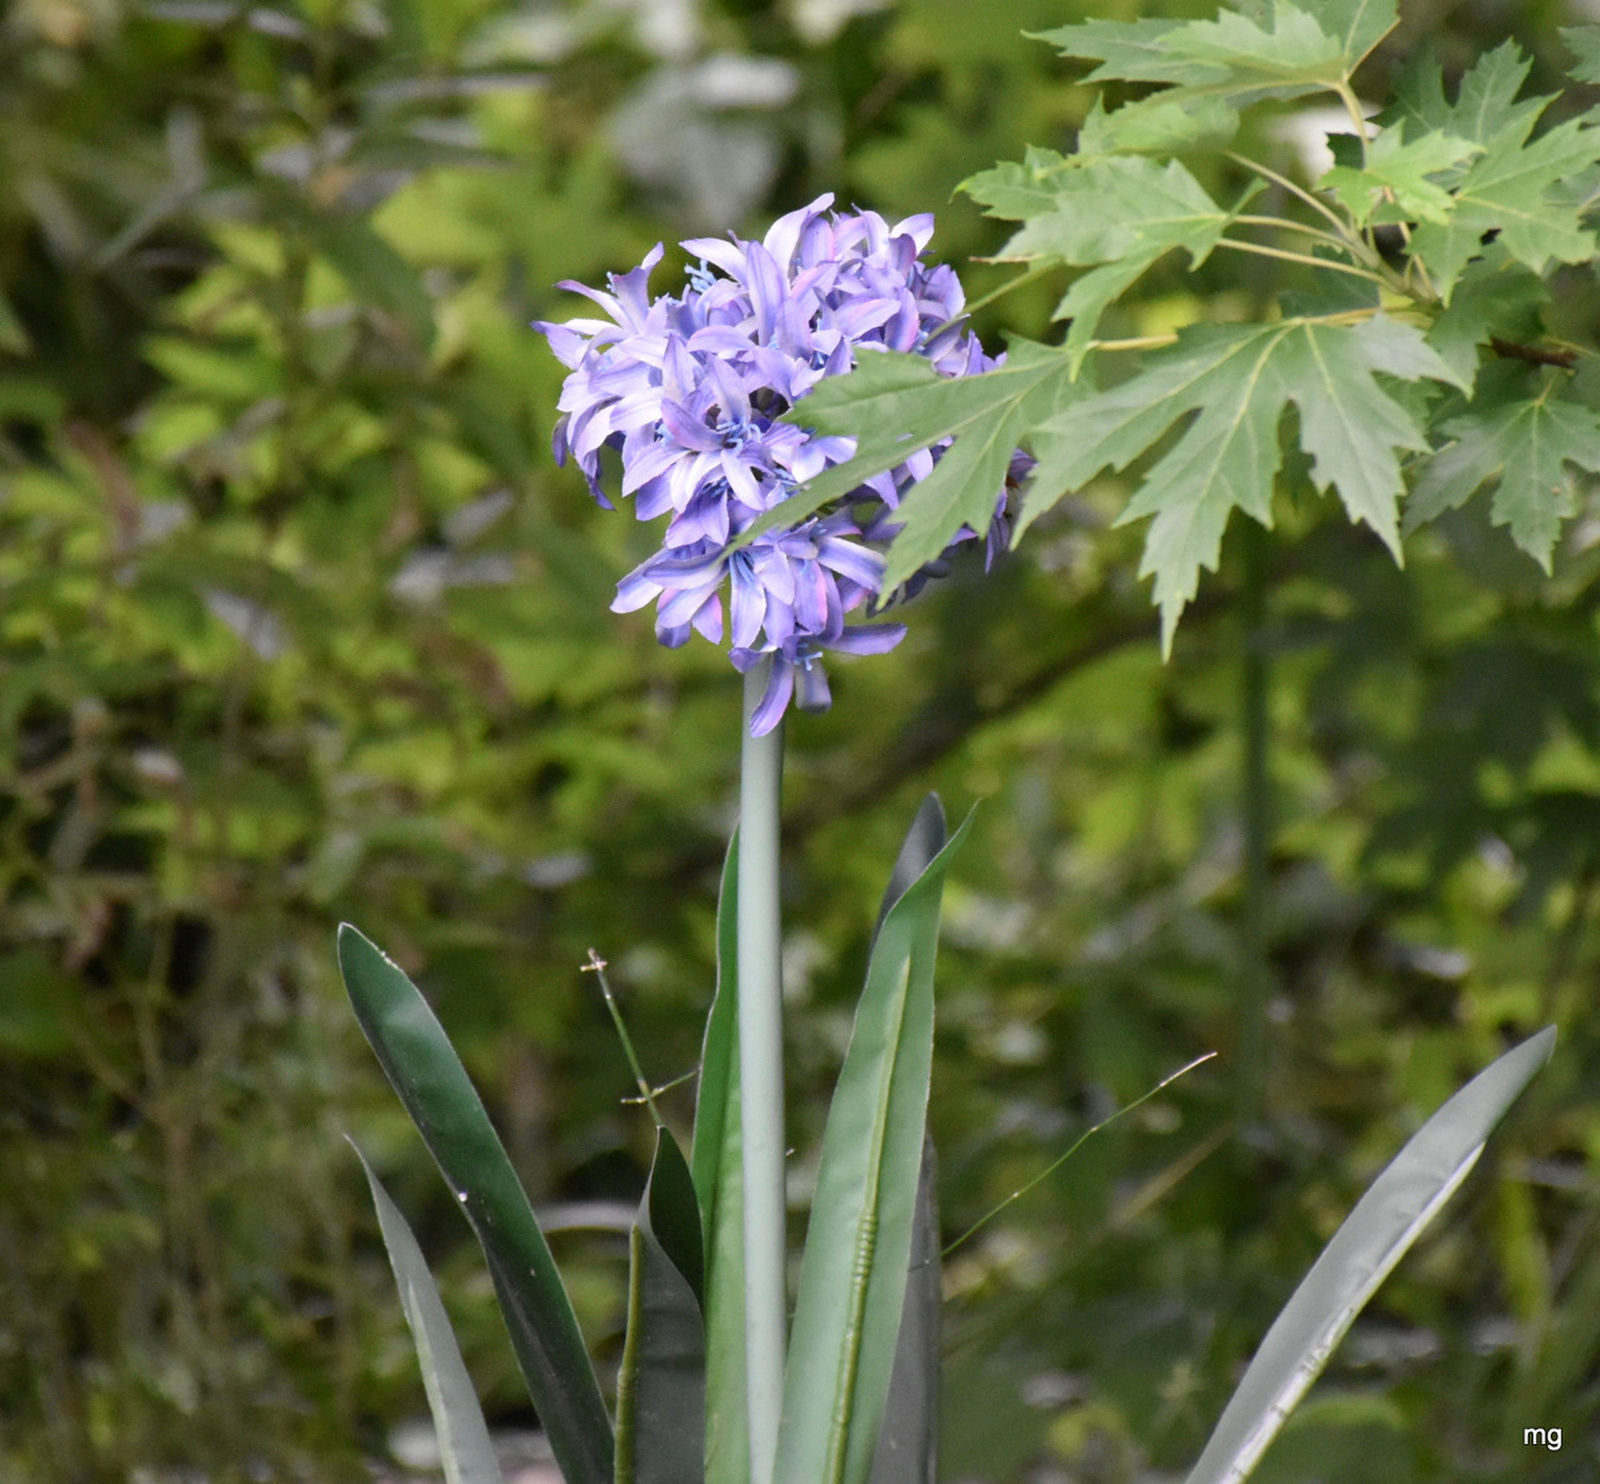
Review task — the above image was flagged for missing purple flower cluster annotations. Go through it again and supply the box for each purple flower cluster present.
[535,193,1008,734]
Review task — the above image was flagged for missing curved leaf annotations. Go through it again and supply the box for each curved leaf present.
[1184,1025,1556,1484]
[775,797,970,1484]
[690,834,748,1484]
[616,1127,707,1484]
[867,1132,941,1484]
[338,925,613,1484]
[351,1141,504,1484]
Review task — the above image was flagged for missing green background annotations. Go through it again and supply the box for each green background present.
[2,0,1597,1479]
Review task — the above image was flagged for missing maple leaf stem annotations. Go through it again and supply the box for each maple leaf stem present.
[929,260,1058,337]
[1214,237,1386,282]
[1233,214,1371,257]
[1333,80,1373,155]
[1089,331,1181,353]
[1225,152,1370,252]
[1089,307,1378,358]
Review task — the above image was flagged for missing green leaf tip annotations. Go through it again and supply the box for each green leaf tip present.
[1182,1025,1554,1484]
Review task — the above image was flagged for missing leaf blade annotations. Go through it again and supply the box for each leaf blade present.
[774,801,971,1484]
[338,925,614,1484]
[616,1128,708,1484]
[1021,317,1461,651]
[351,1142,504,1484]
[1182,1026,1555,1484]
[1407,389,1600,570]
[866,1132,941,1484]
[690,837,749,1484]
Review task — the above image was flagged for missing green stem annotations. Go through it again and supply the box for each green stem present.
[1214,237,1385,282]
[587,949,666,1126]
[1237,518,1273,1123]
[1225,151,1371,252]
[738,664,787,1484]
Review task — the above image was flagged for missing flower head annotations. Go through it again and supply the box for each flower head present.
[535,193,1015,733]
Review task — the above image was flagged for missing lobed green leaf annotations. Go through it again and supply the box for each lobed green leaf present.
[970,155,1236,367]
[1021,316,1463,653]
[1407,383,1600,570]
[1386,44,1600,301]
[1319,128,1483,225]
[763,343,1086,593]
[1032,0,1394,106]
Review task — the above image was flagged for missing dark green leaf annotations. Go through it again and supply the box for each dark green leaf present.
[774,804,971,1484]
[1387,44,1600,300]
[352,1142,504,1484]
[866,1132,940,1484]
[647,1120,705,1308]
[1182,1027,1556,1484]
[1386,43,1547,149]
[1561,24,1600,85]
[1423,249,1548,389]
[338,925,613,1484]
[615,1128,707,1484]
[870,795,947,948]
[1407,386,1600,569]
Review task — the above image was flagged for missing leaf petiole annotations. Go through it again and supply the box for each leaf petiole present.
[1231,214,1373,259]
[1225,151,1374,257]
[1214,237,1388,282]
[927,260,1060,340]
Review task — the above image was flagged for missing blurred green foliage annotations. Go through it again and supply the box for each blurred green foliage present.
[3,0,1600,1481]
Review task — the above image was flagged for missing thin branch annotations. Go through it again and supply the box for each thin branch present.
[1232,213,1369,258]
[939,1053,1218,1260]
[1215,237,1387,282]
[958,261,1060,320]
[1490,336,1578,372]
[1226,151,1366,247]
[1089,331,1180,353]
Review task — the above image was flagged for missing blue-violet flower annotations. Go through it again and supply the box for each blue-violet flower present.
[535,192,1015,735]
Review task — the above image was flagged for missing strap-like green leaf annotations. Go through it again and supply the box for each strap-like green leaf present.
[351,1141,504,1484]
[867,1132,941,1484]
[690,835,748,1484]
[1183,1025,1556,1484]
[775,796,970,1484]
[337,925,613,1484]
[616,1128,707,1484]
